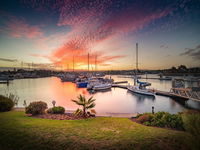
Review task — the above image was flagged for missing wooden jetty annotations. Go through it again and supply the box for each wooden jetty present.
[111,84,200,102]
[113,81,128,84]
[169,88,200,101]
[112,84,128,89]
[0,80,9,84]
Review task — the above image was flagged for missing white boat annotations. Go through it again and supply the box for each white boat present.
[127,43,155,97]
[127,86,155,96]
[87,80,100,90]
[93,83,112,91]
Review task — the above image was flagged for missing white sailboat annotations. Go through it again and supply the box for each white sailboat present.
[127,43,155,97]
[93,83,112,91]
[127,84,155,96]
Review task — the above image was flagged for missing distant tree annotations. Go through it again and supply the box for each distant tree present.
[178,65,187,72]
[171,66,176,70]
[170,66,177,73]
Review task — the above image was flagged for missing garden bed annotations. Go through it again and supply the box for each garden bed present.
[28,113,94,120]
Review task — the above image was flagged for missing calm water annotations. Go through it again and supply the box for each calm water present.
[0,75,200,115]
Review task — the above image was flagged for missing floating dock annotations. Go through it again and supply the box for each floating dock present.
[113,81,128,84]
[112,84,128,89]
[0,80,9,84]
[111,84,200,102]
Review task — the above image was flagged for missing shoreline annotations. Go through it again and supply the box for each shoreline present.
[14,107,137,118]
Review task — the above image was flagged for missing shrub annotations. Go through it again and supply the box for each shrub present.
[137,112,184,130]
[25,101,47,115]
[6,93,19,106]
[47,108,53,114]
[0,95,14,112]
[47,106,65,114]
[182,111,200,140]
[137,113,153,123]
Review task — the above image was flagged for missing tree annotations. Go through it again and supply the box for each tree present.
[170,66,177,73]
[72,95,96,117]
[178,65,187,72]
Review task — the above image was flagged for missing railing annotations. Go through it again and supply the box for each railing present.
[170,88,200,102]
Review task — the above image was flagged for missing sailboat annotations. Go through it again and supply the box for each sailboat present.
[127,43,155,97]
[93,83,112,91]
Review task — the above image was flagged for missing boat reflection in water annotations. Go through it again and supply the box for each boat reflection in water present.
[0,76,200,116]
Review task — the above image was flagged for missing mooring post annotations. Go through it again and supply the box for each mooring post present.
[152,106,154,114]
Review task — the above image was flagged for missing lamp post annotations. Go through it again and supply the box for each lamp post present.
[152,106,154,114]
[52,100,56,107]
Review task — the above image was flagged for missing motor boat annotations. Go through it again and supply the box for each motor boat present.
[93,83,112,91]
[87,79,100,90]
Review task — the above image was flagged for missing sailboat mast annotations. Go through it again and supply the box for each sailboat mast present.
[73,55,74,72]
[88,53,90,72]
[134,43,139,86]
[136,43,138,72]
[95,55,97,72]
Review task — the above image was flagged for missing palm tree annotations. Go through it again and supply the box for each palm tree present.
[72,95,96,117]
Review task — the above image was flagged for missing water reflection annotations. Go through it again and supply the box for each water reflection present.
[127,91,155,102]
[0,76,200,115]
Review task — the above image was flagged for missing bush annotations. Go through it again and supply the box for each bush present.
[137,112,184,130]
[47,108,53,114]
[6,93,19,106]
[25,101,47,115]
[0,95,14,112]
[182,111,200,140]
[137,113,153,123]
[47,106,65,114]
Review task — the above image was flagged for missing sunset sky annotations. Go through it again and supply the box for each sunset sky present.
[0,0,200,71]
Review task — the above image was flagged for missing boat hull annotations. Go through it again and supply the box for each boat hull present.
[93,84,112,91]
[76,82,88,88]
[127,87,155,96]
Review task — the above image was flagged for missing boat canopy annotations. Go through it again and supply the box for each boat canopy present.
[137,79,151,86]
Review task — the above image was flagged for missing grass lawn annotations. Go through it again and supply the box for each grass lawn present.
[0,111,199,150]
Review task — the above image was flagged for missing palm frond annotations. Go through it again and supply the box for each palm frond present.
[88,99,95,104]
[86,103,96,109]
[88,96,96,104]
[71,99,83,106]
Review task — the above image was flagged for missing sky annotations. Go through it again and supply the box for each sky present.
[0,0,200,71]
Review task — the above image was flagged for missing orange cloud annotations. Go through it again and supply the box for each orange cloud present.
[24,0,175,70]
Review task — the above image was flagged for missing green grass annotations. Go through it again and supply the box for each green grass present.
[0,111,199,150]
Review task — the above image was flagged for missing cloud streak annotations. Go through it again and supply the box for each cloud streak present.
[0,57,18,62]
[180,44,200,61]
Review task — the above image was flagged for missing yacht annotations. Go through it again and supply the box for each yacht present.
[93,83,112,91]
[127,84,155,96]
[127,43,155,97]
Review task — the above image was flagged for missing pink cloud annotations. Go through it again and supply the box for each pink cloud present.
[0,11,43,39]
[6,18,43,39]
[22,0,175,70]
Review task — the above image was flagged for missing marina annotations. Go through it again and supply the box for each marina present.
[1,75,200,116]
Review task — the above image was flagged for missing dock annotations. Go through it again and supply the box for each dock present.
[111,84,200,102]
[0,80,9,84]
[154,90,172,97]
[113,81,128,84]
[112,84,128,89]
